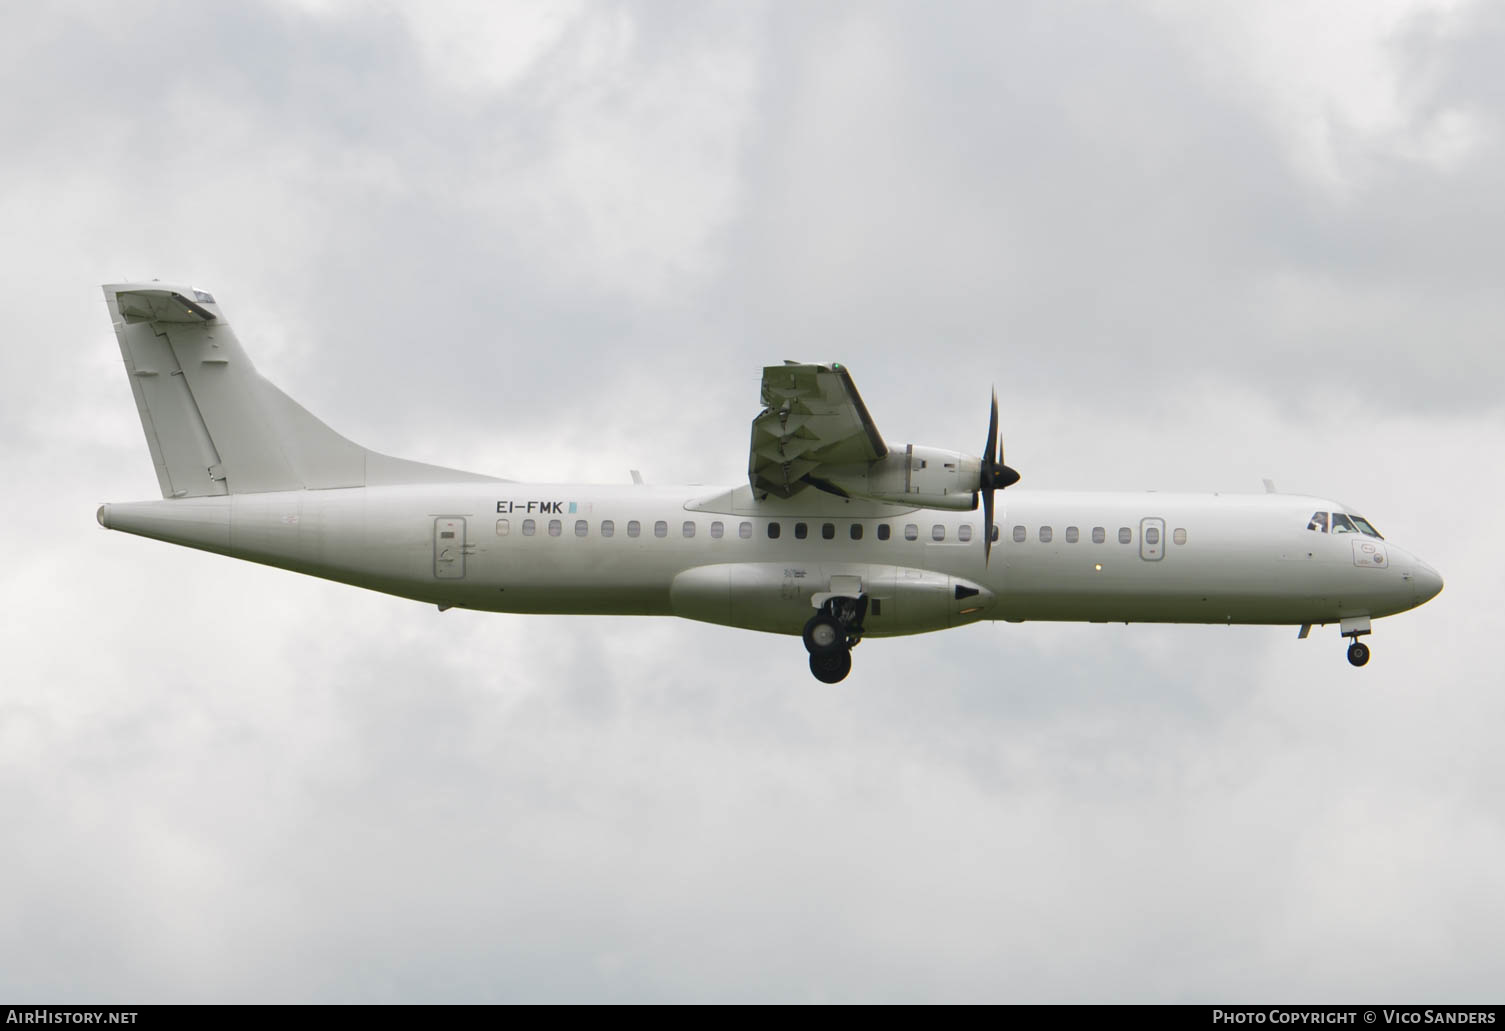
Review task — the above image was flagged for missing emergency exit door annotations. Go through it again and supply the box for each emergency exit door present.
[434,517,466,579]
[1139,517,1165,561]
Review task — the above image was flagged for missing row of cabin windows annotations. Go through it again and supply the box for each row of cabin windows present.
[495,518,998,541]
[1011,525,1189,546]
[495,518,1188,546]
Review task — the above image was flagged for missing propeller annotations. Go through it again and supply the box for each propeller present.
[978,388,1021,564]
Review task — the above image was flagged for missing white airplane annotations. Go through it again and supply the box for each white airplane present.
[96,283,1443,682]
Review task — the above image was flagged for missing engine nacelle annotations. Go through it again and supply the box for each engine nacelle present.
[820,445,980,511]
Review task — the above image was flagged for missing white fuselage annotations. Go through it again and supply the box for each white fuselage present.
[98,482,1443,638]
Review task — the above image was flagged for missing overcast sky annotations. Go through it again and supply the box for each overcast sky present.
[1,0,1501,1003]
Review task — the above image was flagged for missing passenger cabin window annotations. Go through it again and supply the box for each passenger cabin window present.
[850,524,863,541]
[1145,526,1160,545]
[1039,526,1053,543]
[958,525,973,542]
[496,519,510,536]
[627,520,641,538]
[522,519,536,536]
[1118,527,1132,544]
[654,520,668,538]
[1065,526,1079,543]
[575,519,588,537]
[932,524,946,542]
[1013,525,1026,543]
[548,519,562,537]
[904,524,918,541]
[710,521,724,539]
[991,525,999,542]
[1330,513,1358,535]
[877,524,891,541]
[768,522,781,539]
[739,521,753,539]
[1092,526,1105,544]
[601,519,615,538]
[682,521,696,538]
[1173,528,1187,545]
[795,522,808,540]
[822,523,835,540]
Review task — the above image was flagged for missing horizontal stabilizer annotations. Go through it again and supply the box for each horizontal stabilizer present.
[116,287,219,323]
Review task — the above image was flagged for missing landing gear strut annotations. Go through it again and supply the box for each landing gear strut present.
[803,596,867,683]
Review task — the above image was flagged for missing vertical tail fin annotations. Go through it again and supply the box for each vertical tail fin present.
[104,283,498,496]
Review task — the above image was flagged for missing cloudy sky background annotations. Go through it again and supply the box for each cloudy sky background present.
[2,0,1501,1002]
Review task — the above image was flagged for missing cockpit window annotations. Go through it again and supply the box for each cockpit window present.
[1306,510,1382,537]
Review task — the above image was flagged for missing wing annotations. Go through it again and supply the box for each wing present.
[748,362,888,499]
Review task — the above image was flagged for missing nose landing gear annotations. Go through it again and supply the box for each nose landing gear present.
[803,596,867,683]
[1337,616,1372,668]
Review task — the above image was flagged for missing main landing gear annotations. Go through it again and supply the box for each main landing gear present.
[803,596,867,683]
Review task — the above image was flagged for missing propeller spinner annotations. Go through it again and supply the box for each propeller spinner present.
[979,389,1021,563]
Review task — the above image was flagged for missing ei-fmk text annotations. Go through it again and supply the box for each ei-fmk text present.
[96,283,1443,682]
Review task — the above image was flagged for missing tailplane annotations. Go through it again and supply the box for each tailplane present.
[104,283,498,497]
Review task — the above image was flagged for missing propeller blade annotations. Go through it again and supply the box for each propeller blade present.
[983,485,994,565]
[986,388,999,467]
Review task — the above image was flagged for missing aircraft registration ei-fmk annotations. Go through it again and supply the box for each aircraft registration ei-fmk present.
[96,283,1443,683]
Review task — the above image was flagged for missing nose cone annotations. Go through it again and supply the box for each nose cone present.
[1414,561,1444,605]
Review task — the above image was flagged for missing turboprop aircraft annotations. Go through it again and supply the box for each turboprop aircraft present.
[96,283,1443,683]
